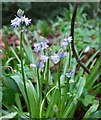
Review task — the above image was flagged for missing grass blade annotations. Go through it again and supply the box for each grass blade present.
[10,47,21,64]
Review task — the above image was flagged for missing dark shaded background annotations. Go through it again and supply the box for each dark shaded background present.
[2,2,100,26]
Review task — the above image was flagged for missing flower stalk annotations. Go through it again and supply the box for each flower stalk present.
[47,58,49,84]
[68,44,71,68]
[45,58,49,93]
[57,60,62,117]
[37,68,42,107]
[58,61,61,99]
[20,24,31,117]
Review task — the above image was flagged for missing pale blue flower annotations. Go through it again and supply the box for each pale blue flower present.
[21,29,27,33]
[34,41,49,53]
[66,70,73,78]
[30,63,36,68]
[11,15,31,27]
[34,43,41,53]
[51,51,68,64]
[41,42,49,50]
[61,38,68,49]
[36,61,44,68]
[40,55,48,62]
[30,61,44,68]
[67,36,72,43]
[11,16,21,27]
[57,51,68,58]
[61,36,72,49]
[51,54,60,64]
[21,15,31,26]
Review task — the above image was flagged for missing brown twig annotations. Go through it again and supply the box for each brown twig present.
[70,2,90,74]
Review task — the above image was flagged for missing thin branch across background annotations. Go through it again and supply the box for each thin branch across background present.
[70,2,90,74]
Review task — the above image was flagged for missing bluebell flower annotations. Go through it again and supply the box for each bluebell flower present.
[51,54,60,64]
[61,36,72,49]
[34,43,41,53]
[11,16,21,27]
[11,9,31,27]
[21,15,31,26]
[67,36,72,43]
[41,42,49,50]
[66,70,73,78]
[57,51,68,58]
[21,29,27,33]
[51,51,68,64]
[34,41,49,54]
[30,63,36,68]
[36,61,44,68]
[40,55,48,62]
[61,38,68,49]
[30,61,44,68]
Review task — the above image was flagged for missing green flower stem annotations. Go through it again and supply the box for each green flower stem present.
[58,60,61,99]
[57,60,62,116]
[44,50,46,72]
[66,78,69,92]
[20,25,31,117]
[37,68,41,107]
[46,58,49,92]
[43,63,46,80]
[69,44,71,69]
[43,50,46,80]
[47,59,49,81]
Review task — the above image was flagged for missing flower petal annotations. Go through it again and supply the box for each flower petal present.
[34,43,41,53]
[40,55,48,62]
[51,54,60,64]
[68,36,72,43]
[11,16,21,27]
[30,63,36,68]
[21,15,31,26]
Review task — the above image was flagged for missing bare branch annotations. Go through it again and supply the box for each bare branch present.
[70,2,90,74]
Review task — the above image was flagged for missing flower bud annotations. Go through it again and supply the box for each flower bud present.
[17,9,24,18]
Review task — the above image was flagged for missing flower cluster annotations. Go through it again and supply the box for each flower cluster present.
[30,36,72,68]
[61,36,72,49]
[30,55,49,68]
[11,9,31,27]
[34,40,49,53]
[51,51,68,64]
